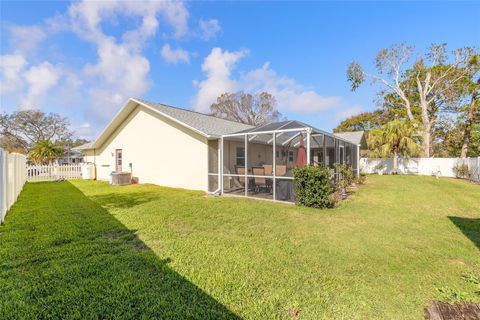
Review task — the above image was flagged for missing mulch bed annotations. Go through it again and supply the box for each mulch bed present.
[425,301,480,320]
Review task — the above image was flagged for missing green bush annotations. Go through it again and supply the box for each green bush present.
[453,164,471,179]
[356,173,367,185]
[334,164,355,190]
[293,165,333,208]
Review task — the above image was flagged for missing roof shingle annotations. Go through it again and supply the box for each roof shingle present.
[136,98,253,137]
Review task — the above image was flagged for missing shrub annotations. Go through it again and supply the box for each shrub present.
[356,173,367,185]
[453,164,471,179]
[328,192,342,208]
[293,165,333,208]
[334,164,355,191]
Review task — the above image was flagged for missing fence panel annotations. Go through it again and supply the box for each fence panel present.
[360,157,480,181]
[467,157,480,182]
[26,164,82,182]
[0,148,27,223]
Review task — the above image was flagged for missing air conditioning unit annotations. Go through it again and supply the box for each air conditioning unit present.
[110,172,132,185]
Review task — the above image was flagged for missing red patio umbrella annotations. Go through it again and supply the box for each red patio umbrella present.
[295,135,307,167]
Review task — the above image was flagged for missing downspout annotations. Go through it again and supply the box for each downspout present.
[94,148,97,180]
[356,144,360,177]
[306,128,311,165]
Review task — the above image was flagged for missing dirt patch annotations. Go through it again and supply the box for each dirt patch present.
[425,301,480,319]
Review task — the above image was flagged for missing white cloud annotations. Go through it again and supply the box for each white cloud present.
[199,19,221,40]
[72,122,96,140]
[336,105,363,120]
[8,25,47,54]
[82,38,151,121]
[192,47,249,112]
[0,54,78,112]
[192,50,341,114]
[21,61,62,109]
[241,62,342,114]
[65,0,189,122]
[0,54,27,94]
[68,0,188,43]
[161,44,190,64]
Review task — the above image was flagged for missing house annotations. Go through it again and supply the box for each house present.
[76,98,362,202]
[334,131,368,156]
[56,150,85,165]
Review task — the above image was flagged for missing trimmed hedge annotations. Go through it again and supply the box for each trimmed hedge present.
[293,165,333,208]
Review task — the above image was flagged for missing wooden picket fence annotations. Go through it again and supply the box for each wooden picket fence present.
[26,164,82,182]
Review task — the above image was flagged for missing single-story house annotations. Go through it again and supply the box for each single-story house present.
[76,98,362,202]
[334,131,368,156]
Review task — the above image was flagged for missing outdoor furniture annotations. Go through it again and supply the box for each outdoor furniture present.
[275,165,287,176]
[235,165,246,183]
[275,179,294,201]
[263,165,273,190]
[263,165,272,176]
[230,165,247,191]
[252,167,268,193]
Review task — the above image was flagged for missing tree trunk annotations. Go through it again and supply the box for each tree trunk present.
[393,151,398,174]
[460,93,478,158]
[420,101,432,157]
[421,130,431,158]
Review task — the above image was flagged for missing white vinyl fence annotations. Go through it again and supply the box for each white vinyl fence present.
[26,164,82,182]
[360,157,480,182]
[0,148,27,223]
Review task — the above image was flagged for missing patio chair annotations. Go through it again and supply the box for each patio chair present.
[263,164,273,176]
[234,165,246,188]
[252,167,268,193]
[275,165,287,176]
[263,164,273,190]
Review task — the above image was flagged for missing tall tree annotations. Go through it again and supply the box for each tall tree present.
[368,120,423,174]
[347,43,479,157]
[460,77,480,157]
[0,110,72,152]
[333,109,395,133]
[210,92,283,126]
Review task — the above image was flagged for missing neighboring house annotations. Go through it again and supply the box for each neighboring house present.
[334,131,368,156]
[56,150,85,165]
[76,98,362,202]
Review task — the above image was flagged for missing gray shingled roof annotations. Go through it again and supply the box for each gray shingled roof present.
[136,98,253,137]
[72,142,93,150]
[334,131,366,147]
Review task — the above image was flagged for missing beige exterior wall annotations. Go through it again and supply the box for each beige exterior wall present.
[84,105,209,191]
[222,140,297,174]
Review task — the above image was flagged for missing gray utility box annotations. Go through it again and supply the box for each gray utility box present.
[111,172,132,185]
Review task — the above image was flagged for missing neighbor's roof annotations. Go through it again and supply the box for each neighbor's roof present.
[72,142,93,151]
[334,131,367,148]
[81,98,254,150]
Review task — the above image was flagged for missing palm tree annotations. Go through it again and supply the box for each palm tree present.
[29,140,63,165]
[368,120,423,174]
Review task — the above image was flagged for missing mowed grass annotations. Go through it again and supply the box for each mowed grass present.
[1,176,479,319]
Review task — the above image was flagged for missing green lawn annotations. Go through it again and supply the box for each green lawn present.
[1,176,479,319]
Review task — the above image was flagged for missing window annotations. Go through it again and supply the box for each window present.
[236,147,245,166]
[288,151,294,162]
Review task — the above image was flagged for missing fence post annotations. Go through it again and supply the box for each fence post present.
[0,149,5,223]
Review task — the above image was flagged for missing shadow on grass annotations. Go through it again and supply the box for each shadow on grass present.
[0,181,240,319]
[449,216,480,250]
[88,191,161,209]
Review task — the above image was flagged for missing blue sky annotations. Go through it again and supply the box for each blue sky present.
[1,1,479,139]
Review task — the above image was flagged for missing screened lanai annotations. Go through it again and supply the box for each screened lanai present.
[207,120,359,203]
